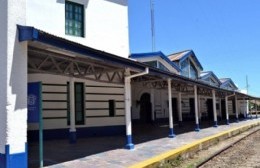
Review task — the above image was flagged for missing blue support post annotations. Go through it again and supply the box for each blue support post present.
[195,124,200,132]
[125,135,134,150]
[214,121,218,127]
[168,128,175,138]
[226,119,230,125]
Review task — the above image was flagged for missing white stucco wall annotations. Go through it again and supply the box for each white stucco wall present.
[132,83,242,122]
[0,0,27,154]
[28,73,125,130]
[26,0,129,57]
[0,0,8,155]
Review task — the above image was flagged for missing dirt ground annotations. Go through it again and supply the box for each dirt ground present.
[169,126,260,168]
[200,129,260,168]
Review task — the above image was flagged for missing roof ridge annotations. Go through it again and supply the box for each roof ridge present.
[167,49,192,57]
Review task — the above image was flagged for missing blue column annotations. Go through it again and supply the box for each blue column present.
[125,135,134,150]
[0,144,28,168]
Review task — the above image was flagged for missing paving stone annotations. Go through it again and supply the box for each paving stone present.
[30,119,260,168]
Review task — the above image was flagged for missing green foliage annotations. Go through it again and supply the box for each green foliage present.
[157,156,183,168]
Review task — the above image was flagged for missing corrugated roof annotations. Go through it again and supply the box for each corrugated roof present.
[199,71,222,86]
[17,25,260,100]
[168,50,191,61]
[219,78,238,90]
[200,71,210,78]
[130,51,181,72]
[219,78,229,83]
[167,50,203,71]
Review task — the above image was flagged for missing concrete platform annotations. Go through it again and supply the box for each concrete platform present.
[29,118,260,168]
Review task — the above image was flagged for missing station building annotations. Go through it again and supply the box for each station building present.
[0,0,259,167]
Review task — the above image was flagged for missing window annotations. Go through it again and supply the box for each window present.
[158,62,169,72]
[67,82,85,125]
[190,63,198,79]
[67,82,70,125]
[109,100,116,117]
[210,78,218,86]
[180,58,198,79]
[144,61,157,68]
[74,83,85,124]
[180,59,189,78]
[65,1,84,37]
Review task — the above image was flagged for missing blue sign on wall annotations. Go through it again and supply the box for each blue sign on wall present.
[28,82,41,123]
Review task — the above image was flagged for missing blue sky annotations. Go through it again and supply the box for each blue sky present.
[128,0,260,96]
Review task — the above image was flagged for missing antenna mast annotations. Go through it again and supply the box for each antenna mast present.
[150,0,155,52]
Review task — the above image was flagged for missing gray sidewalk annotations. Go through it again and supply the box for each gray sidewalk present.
[37,118,260,168]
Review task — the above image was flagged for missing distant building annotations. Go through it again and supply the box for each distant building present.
[168,50,203,79]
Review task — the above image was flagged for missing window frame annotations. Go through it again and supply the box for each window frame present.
[74,82,85,125]
[143,61,157,68]
[67,82,85,125]
[189,62,198,79]
[65,1,84,37]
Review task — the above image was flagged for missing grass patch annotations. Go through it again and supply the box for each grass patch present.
[157,156,183,168]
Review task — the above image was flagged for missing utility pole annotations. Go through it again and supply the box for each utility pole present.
[150,0,155,52]
[246,75,249,94]
[246,75,250,118]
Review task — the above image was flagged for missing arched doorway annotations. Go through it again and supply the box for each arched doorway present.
[140,93,152,123]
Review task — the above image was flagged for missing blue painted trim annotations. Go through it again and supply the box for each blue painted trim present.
[0,143,27,168]
[220,78,238,90]
[195,124,200,132]
[178,50,203,71]
[17,25,245,96]
[236,118,239,123]
[168,128,175,138]
[0,151,5,168]
[199,71,222,86]
[28,125,125,141]
[226,119,230,125]
[17,25,148,71]
[125,135,134,150]
[17,25,38,42]
[213,121,218,127]
[130,51,181,72]
[69,131,77,144]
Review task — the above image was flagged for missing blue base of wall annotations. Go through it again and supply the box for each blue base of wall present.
[69,131,77,144]
[213,121,218,127]
[226,119,230,125]
[28,125,125,141]
[195,124,200,132]
[0,143,27,168]
[125,143,134,150]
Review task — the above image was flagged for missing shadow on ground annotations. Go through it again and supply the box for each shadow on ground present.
[28,118,242,167]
